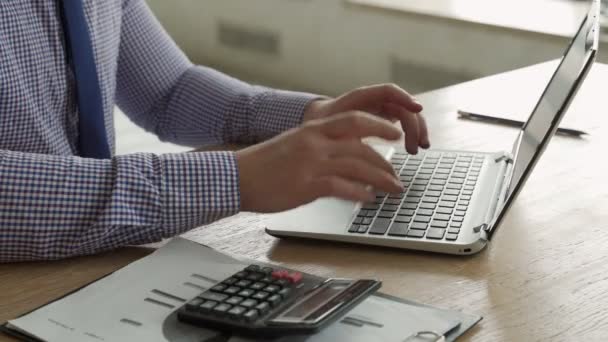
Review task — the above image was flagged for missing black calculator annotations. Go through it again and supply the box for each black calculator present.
[176,264,381,337]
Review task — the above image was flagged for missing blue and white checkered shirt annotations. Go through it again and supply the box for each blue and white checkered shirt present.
[0,0,317,262]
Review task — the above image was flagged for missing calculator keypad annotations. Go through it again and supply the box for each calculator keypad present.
[184,265,303,322]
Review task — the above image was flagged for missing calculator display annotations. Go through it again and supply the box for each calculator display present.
[271,280,355,324]
[281,283,347,320]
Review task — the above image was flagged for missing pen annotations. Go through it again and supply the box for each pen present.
[457,110,588,137]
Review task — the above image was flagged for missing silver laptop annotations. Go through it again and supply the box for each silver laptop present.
[266,1,600,255]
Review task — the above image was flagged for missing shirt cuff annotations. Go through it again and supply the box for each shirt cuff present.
[250,89,321,141]
[159,151,240,235]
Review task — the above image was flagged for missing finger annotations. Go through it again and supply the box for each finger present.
[384,103,430,149]
[384,103,420,154]
[321,158,403,194]
[320,111,402,141]
[312,177,375,203]
[334,84,423,114]
[329,140,396,177]
[417,113,431,148]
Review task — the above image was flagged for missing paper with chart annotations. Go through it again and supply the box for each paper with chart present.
[6,237,478,342]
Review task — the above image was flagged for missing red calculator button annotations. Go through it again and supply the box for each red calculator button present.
[288,272,302,284]
[271,270,289,279]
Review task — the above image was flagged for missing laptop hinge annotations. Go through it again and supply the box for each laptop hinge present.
[484,153,514,237]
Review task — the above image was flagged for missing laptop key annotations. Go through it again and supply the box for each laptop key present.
[462,190,473,195]
[385,198,401,205]
[388,222,409,237]
[448,228,460,234]
[381,205,399,212]
[419,202,436,210]
[400,176,413,182]
[452,216,464,222]
[402,203,418,210]
[377,211,395,218]
[452,172,466,179]
[364,210,377,217]
[446,233,459,241]
[434,214,451,221]
[408,191,424,198]
[450,222,462,228]
[411,185,426,192]
[417,209,434,216]
[437,207,453,215]
[353,217,363,224]
[461,195,472,200]
[362,217,373,225]
[369,218,391,235]
[425,191,442,197]
[447,184,462,190]
[395,215,412,223]
[405,229,425,238]
[456,205,468,211]
[414,215,431,223]
[398,209,415,216]
[404,197,421,203]
[442,195,458,202]
[444,189,459,196]
[430,220,448,228]
[428,185,443,191]
[459,200,470,206]
[358,225,369,233]
[349,225,360,233]
[409,222,428,230]
[422,197,439,203]
[439,201,455,208]
[454,210,466,217]
[426,228,446,240]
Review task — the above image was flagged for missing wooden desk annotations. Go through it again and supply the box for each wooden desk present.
[2,61,607,341]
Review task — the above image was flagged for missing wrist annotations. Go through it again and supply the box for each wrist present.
[302,98,332,122]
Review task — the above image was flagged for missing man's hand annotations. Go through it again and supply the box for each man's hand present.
[303,84,430,155]
[236,112,404,213]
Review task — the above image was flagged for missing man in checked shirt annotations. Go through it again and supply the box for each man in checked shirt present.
[0,0,430,262]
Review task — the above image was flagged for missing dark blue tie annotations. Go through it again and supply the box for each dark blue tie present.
[60,0,111,159]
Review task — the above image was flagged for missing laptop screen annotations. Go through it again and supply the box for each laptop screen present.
[490,0,599,236]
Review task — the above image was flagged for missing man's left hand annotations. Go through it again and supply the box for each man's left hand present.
[303,83,430,154]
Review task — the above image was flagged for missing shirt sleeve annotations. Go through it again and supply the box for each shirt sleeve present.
[0,150,239,262]
[115,0,320,147]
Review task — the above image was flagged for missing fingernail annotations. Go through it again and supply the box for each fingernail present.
[392,178,404,191]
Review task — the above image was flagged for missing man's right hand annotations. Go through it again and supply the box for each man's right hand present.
[236,111,404,213]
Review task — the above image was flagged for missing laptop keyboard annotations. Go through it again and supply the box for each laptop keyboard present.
[348,151,484,242]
